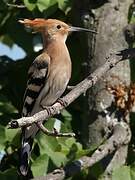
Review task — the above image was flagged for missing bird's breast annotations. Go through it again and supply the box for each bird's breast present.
[37,41,72,108]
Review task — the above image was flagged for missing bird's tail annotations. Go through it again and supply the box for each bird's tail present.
[20,128,33,176]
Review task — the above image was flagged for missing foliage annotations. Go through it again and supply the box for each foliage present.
[112,165,135,180]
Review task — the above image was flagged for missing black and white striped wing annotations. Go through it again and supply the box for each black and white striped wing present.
[22,53,50,117]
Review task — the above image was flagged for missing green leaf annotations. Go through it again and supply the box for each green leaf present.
[65,137,76,148]
[24,0,36,11]
[61,109,72,130]
[37,119,71,167]
[5,128,18,142]
[61,109,72,120]
[112,166,131,180]
[38,133,67,167]
[130,164,135,180]
[0,95,17,115]
[57,142,70,155]
[37,0,57,12]
[57,0,71,13]
[50,151,66,167]
[38,126,59,153]
[31,154,49,177]
[39,135,58,154]
[0,168,18,180]
[0,125,6,149]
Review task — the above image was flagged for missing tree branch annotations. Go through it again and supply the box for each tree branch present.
[32,122,131,180]
[36,122,75,137]
[8,48,135,129]
[7,3,26,8]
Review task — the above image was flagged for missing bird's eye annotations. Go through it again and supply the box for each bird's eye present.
[57,25,61,29]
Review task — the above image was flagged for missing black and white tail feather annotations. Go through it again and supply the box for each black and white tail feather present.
[19,53,49,176]
[20,128,33,176]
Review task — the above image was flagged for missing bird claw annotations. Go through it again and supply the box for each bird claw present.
[57,98,68,107]
[40,105,52,116]
[40,98,68,116]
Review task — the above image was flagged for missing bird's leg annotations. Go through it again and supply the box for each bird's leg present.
[40,104,54,116]
[40,98,68,116]
[57,98,68,107]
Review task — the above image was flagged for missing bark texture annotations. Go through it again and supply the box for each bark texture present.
[72,0,132,178]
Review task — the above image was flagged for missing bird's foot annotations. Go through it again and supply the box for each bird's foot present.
[40,105,53,116]
[57,98,68,107]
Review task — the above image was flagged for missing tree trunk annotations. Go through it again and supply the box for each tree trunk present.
[72,0,132,179]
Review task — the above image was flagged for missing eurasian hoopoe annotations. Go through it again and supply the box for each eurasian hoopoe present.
[19,18,96,176]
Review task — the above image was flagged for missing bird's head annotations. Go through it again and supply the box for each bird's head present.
[19,18,97,42]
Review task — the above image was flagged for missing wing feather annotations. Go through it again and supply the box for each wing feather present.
[22,53,50,117]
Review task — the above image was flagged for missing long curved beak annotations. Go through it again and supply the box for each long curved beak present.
[69,26,97,34]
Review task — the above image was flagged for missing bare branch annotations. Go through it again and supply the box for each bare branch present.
[36,122,75,137]
[67,86,75,90]
[32,122,131,180]
[8,48,135,129]
[7,3,26,8]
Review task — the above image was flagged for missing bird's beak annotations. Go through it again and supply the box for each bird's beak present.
[69,26,97,34]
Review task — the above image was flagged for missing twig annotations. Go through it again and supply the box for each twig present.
[67,85,75,90]
[7,3,26,8]
[8,48,135,129]
[36,122,75,137]
[32,122,131,180]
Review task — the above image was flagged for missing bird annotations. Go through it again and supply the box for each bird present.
[18,18,96,176]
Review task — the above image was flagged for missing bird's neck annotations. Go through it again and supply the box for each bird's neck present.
[41,32,67,50]
[41,36,70,63]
